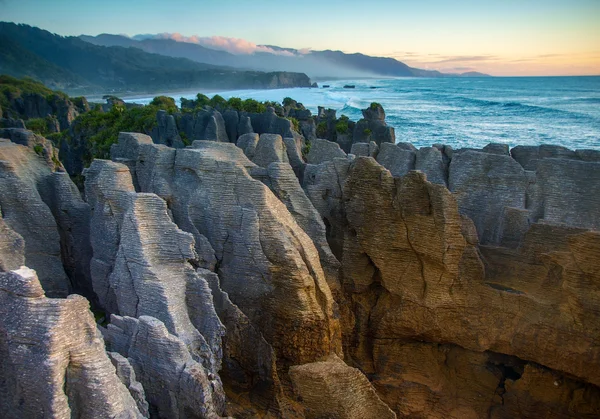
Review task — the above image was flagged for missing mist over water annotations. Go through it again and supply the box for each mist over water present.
[127,76,600,151]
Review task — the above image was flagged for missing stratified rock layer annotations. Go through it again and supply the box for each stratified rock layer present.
[0,267,143,419]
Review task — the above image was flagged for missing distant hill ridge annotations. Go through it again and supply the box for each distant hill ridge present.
[80,33,491,79]
[0,22,313,94]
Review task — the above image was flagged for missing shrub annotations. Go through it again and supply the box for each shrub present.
[302,140,312,158]
[316,121,328,138]
[335,119,349,134]
[226,97,243,111]
[287,117,300,132]
[195,93,211,108]
[25,118,49,135]
[369,102,381,110]
[150,96,178,113]
[209,94,227,109]
[241,99,266,113]
[283,97,295,107]
[33,144,43,155]
[363,128,372,136]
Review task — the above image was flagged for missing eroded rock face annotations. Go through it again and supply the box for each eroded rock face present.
[112,135,341,365]
[104,315,226,419]
[289,354,397,419]
[0,267,143,419]
[303,155,600,417]
[0,137,71,296]
[85,159,226,374]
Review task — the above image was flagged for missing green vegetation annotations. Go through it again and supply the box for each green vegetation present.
[363,128,372,136]
[0,75,67,116]
[316,121,328,138]
[0,23,311,94]
[33,144,44,155]
[149,96,178,113]
[369,102,381,110]
[179,131,191,146]
[302,140,312,158]
[59,95,179,166]
[283,97,295,107]
[287,117,300,132]
[335,115,350,134]
[25,117,51,135]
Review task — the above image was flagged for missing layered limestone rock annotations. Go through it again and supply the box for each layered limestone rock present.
[0,137,71,296]
[289,354,396,419]
[0,267,143,418]
[104,315,226,418]
[307,138,347,165]
[351,104,395,146]
[85,159,226,372]
[302,155,600,416]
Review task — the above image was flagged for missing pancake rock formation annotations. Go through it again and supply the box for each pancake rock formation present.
[1,101,599,418]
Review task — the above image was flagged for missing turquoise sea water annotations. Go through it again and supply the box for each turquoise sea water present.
[129,76,600,150]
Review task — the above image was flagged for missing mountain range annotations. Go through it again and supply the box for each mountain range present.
[0,23,313,94]
[81,33,489,79]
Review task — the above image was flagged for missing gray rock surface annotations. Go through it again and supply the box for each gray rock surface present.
[252,133,289,167]
[114,139,341,366]
[0,138,70,296]
[307,138,347,165]
[236,132,260,160]
[85,159,226,374]
[351,141,379,158]
[482,142,510,155]
[449,150,527,244]
[105,315,226,419]
[151,110,184,148]
[376,142,415,177]
[0,215,24,271]
[0,267,143,419]
[283,136,307,181]
[109,352,150,417]
[415,146,447,186]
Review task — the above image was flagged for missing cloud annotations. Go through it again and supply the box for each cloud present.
[431,55,497,64]
[138,32,297,56]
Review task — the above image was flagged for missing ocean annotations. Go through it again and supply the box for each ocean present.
[126,76,600,151]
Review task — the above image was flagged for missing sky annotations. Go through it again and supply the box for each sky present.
[2,0,600,76]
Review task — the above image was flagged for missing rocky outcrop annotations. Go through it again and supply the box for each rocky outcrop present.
[123,139,341,366]
[151,110,184,148]
[0,267,143,418]
[307,138,347,164]
[351,104,395,146]
[252,133,289,167]
[179,108,229,143]
[304,154,600,417]
[289,354,397,419]
[350,141,379,158]
[104,315,226,418]
[0,137,71,296]
[375,142,415,177]
[1,92,82,131]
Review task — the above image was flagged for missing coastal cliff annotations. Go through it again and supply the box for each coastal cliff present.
[1,99,599,418]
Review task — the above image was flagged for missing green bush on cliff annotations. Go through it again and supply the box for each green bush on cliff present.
[335,115,349,134]
[226,97,243,111]
[287,117,300,132]
[150,96,178,113]
[64,95,180,166]
[0,75,68,118]
[369,102,381,110]
[209,95,227,109]
[25,117,51,135]
[241,98,266,113]
[316,121,328,138]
